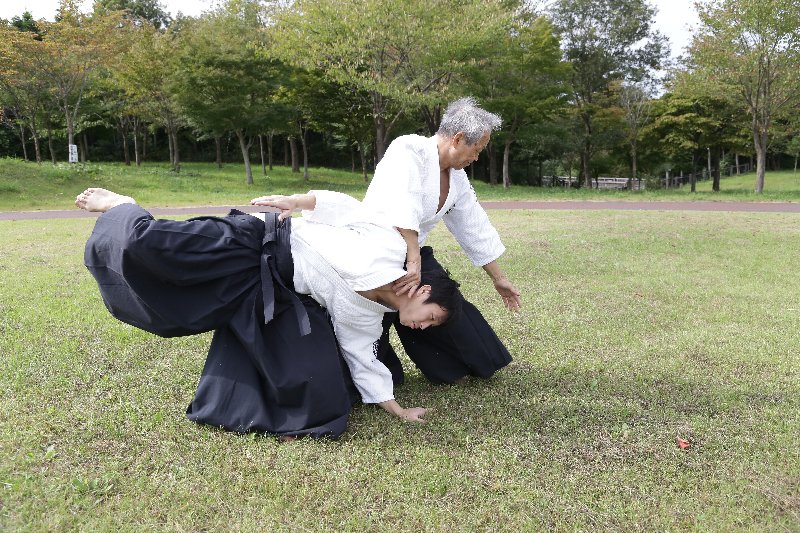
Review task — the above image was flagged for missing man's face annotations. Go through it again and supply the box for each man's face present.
[397,288,448,330]
[450,131,491,170]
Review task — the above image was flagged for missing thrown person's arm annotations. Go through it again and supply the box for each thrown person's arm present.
[333,320,431,423]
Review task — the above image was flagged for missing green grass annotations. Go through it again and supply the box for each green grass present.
[1,207,798,530]
[1,157,799,211]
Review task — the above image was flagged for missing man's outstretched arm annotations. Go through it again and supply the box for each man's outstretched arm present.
[251,193,316,220]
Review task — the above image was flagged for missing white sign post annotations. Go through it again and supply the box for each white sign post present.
[68,144,78,163]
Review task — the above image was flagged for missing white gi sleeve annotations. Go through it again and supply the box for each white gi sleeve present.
[301,189,366,227]
[443,177,506,266]
[332,320,395,404]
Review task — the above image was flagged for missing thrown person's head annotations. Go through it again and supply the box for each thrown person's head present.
[436,97,502,169]
[397,270,463,330]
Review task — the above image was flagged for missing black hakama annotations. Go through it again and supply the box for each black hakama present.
[377,246,512,385]
[84,203,356,439]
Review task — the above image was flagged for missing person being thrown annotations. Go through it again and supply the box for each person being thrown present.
[76,187,462,439]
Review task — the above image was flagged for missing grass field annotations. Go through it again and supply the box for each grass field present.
[1,192,798,529]
[1,157,799,211]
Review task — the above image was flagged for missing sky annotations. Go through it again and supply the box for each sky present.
[1,0,701,59]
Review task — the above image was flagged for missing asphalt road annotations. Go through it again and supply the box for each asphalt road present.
[1,199,799,221]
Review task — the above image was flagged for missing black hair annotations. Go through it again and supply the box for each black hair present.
[420,269,463,325]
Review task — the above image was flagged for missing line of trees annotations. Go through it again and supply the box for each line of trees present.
[1,0,799,192]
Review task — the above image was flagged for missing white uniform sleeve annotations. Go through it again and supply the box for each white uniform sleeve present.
[332,320,395,404]
[301,190,367,227]
[443,178,506,266]
[364,140,426,232]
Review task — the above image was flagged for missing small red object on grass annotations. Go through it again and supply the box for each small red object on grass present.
[677,438,691,449]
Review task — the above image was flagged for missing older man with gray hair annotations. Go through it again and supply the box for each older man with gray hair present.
[363,96,521,387]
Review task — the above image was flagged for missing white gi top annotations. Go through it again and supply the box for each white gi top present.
[363,134,506,267]
[290,190,407,404]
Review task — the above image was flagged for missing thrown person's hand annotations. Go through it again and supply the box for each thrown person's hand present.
[493,276,522,311]
[399,407,432,423]
[250,195,298,220]
[391,257,422,296]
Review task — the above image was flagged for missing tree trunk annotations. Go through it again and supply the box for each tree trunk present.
[690,151,697,193]
[47,125,56,164]
[170,129,181,173]
[502,139,512,188]
[753,126,767,193]
[267,133,273,171]
[300,128,309,181]
[215,136,222,168]
[421,104,442,135]
[167,130,174,169]
[235,129,254,185]
[289,137,299,173]
[488,141,498,186]
[133,119,141,167]
[581,112,592,188]
[18,123,28,161]
[259,135,267,176]
[359,142,368,182]
[120,124,131,166]
[711,148,721,192]
[284,137,289,166]
[375,115,387,163]
[32,133,42,164]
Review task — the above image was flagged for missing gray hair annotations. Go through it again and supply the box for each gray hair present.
[437,97,502,145]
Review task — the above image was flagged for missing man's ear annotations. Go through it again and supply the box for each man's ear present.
[417,284,432,295]
[452,132,465,146]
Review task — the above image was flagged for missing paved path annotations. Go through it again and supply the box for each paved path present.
[1,200,799,221]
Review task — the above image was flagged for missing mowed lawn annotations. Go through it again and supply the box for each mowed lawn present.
[2,157,800,212]
[1,204,798,530]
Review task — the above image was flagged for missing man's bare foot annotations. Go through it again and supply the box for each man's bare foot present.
[75,188,136,213]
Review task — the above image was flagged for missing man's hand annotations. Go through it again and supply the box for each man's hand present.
[391,255,422,296]
[493,276,522,311]
[482,260,521,311]
[379,399,432,423]
[251,194,315,220]
[392,228,422,296]
[398,406,431,422]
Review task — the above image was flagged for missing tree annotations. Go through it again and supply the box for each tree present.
[686,0,800,193]
[549,0,668,187]
[619,81,654,188]
[172,0,283,184]
[268,0,510,162]
[466,10,568,188]
[10,11,42,37]
[646,92,741,192]
[94,0,172,29]
[115,23,183,170]
[12,2,126,161]
[0,24,53,162]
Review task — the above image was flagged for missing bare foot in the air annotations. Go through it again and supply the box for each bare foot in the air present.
[75,188,136,213]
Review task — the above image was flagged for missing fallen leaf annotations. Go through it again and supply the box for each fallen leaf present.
[677,438,691,449]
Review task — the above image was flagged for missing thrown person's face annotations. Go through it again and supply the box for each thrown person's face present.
[450,131,491,170]
[398,289,448,330]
